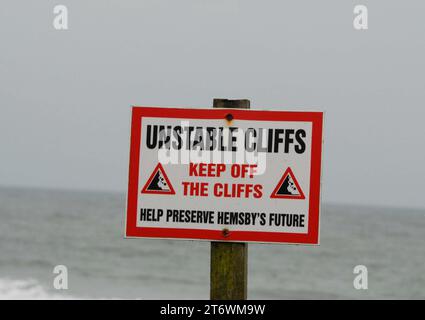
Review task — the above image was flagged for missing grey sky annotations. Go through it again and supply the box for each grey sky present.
[1,1,424,209]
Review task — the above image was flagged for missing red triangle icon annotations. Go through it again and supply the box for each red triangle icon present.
[141,163,176,195]
[270,167,305,199]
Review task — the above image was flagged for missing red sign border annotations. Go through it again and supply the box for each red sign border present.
[125,106,323,245]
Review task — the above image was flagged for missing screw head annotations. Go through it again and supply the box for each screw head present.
[222,228,230,237]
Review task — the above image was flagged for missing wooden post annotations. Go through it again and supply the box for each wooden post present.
[210,98,249,300]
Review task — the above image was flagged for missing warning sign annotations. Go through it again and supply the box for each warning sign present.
[270,167,305,200]
[125,106,323,244]
[141,163,175,195]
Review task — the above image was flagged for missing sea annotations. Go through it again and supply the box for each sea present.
[0,186,424,300]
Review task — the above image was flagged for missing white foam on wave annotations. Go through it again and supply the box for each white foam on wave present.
[0,278,77,300]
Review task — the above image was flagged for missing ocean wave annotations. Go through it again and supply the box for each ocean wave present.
[0,278,77,300]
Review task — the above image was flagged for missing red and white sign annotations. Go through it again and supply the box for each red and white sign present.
[125,106,323,244]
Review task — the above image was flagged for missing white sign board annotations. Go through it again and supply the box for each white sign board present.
[126,106,323,244]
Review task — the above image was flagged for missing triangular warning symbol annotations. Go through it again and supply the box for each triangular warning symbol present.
[270,167,305,199]
[141,163,176,195]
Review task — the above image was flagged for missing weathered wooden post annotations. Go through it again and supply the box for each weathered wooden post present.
[210,98,250,300]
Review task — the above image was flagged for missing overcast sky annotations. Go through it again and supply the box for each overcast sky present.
[1,1,424,209]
